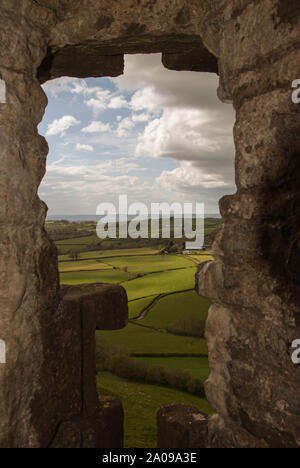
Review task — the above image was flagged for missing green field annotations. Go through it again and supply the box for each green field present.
[123,267,196,301]
[56,235,100,245]
[189,254,213,263]
[97,371,213,448]
[140,290,210,329]
[58,247,159,262]
[103,254,192,274]
[98,324,208,355]
[135,356,210,381]
[128,295,158,319]
[52,218,219,448]
[60,269,131,285]
[56,235,102,253]
[58,259,113,273]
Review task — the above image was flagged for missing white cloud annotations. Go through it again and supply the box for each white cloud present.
[43,77,110,99]
[115,54,226,112]
[72,83,108,97]
[136,109,217,159]
[136,107,235,187]
[81,121,111,133]
[42,77,78,96]
[130,87,160,113]
[116,117,135,137]
[46,115,80,136]
[52,155,70,166]
[76,143,94,152]
[132,112,150,123]
[108,96,128,109]
[96,158,146,174]
[85,92,129,113]
[40,157,149,214]
[157,162,230,191]
[85,97,107,112]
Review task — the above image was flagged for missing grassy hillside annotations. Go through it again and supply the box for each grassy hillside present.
[97,371,214,448]
[140,290,210,328]
[122,268,197,301]
[60,269,131,285]
[58,259,113,273]
[102,254,192,274]
[58,247,160,262]
[51,219,218,448]
[97,325,208,355]
[135,356,210,381]
[128,295,158,319]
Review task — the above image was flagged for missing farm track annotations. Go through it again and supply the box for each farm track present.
[131,288,195,321]
[119,266,195,284]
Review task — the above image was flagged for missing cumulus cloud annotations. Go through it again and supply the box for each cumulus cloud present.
[97,158,147,174]
[130,87,160,113]
[42,77,78,96]
[81,121,111,133]
[108,96,129,109]
[40,158,149,213]
[76,143,94,152]
[116,55,227,113]
[43,77,110,99]
[157,161,231,191]
[116,117,135,137]
[116,55,236,202]
[135,107,235,195]
[46,115,81,136]
[85,97,107,112]
[132,112,151,123]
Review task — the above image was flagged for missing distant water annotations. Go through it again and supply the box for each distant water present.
[46,214,221,222]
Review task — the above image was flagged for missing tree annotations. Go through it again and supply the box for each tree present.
[69,250,79,261]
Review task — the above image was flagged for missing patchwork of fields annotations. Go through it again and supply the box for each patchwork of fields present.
[53,221,217,448]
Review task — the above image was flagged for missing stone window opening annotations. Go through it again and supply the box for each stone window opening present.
[37,50,236,448]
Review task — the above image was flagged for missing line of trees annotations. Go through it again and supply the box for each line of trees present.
[166,316,206,339]
[96,341,205,398]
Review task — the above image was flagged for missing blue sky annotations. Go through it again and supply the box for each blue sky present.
[39,54,235,215]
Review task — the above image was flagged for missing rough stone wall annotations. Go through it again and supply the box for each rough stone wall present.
[196,0,300,448]
[0,0,299,448]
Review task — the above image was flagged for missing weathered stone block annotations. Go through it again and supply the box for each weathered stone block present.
[162,46,218,74]
[59,284,128,420]
[97,396,124,448]
[157,405,208,448]
[61,283,128,331]
[38,48,124,83]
